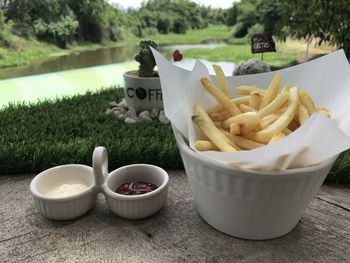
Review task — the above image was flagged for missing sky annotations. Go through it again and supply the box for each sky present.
[108,0,235,9]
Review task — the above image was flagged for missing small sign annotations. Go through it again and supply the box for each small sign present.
[251,33,276,54]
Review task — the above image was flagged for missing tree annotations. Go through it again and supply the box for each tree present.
[226,0,261,38]
[259,0,350,57]
[34,9,78,48]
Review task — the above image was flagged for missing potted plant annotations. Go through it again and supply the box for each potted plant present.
[123,40,163,113]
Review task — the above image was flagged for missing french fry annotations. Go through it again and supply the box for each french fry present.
[223,112,260,129]
[317,110,331,118]
[316,106,330,112]
[258,90,289,118]
[283,128,292,135]
[206,96,250,114]
[268,131,286,144]
[298,89,316,115]
[193,104,237,152]
[233,96,250,106]
[230,122,240,135]
[260,113,281,129]
[259,73,282,109]
[239,104,257,113]
[249,91,264,110]
[222,131,264,150]
[298,103,310,125]
[241,121,260,136]
[257,87,299,143]
[192,115,237,152]
[236,86,264,95]
[213,64,230,98]
[316,106,331,118]
[223,112,261,136]
[210,111,231,122]
[214,121,223,128]
[194,140,219,151]
[201,77,241,116]
[282,84,291,93]
[244,132,267,144]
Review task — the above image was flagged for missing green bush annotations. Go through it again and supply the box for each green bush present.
[173,17,188,34]
[232,22,247,38]
[11,24,35,39]
[142,27,159,37]
[246,23,264,39]
[0,11,16,48]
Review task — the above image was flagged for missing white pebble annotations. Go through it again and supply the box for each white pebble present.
[105,109,113,115]
[118,114,126,121]
[139,110,151,118]
[118,98,128,109]
[125,117,138,124]
[125,108,137,119]
[109,101,118,108]
[111,106,126,114]
[139,115,153,123]
[111,111,121,118]
[158,114,169,124]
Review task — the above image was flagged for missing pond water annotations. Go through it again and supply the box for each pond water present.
[0,45,139,80]
[0,43,227,80]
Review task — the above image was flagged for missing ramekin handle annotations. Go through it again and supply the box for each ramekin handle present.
[93,146,108,188]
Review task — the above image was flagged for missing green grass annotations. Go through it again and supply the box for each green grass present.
[0,87,349,183]
[183,43,299,68]
[0,88,182,175]
[0,40,61,68]
[152,25,233,45]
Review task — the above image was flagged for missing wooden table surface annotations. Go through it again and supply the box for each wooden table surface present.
[1,170,349,263]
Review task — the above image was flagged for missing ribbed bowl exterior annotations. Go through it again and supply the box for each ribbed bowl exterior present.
[105,188,168,219]
[33,193,97,220]
[173,128,336,240]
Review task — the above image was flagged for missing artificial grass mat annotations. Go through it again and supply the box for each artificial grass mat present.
[0,88,349,184]
[0,88,182,174]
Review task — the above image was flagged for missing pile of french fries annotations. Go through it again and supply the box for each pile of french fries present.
[192,65,331,152]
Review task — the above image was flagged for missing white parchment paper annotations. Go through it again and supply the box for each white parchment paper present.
[152,48,350,170]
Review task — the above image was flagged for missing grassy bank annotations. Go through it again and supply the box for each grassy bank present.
[152,25,233,45]
[0,88,182,174]
[0,37,139,68]
[182,43,300,68]
[0,87,349,183]
[0,40,61,68]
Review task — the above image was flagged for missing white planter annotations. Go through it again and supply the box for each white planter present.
[123,71,163,113]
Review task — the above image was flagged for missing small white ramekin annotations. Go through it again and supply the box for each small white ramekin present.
[173,127,337,240]
[102,164,168,219]
[30,164,97,220]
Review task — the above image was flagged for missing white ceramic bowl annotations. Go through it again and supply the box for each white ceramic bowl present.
[173,127,337,240]
[30,164,97,220]
[102,164,169,219]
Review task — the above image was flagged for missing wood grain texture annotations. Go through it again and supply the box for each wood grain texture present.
[0,171,349,263]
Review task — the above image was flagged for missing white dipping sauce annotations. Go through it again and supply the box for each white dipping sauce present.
[46,183,87,197]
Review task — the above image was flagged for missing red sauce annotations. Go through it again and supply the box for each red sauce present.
[115,181,158,195]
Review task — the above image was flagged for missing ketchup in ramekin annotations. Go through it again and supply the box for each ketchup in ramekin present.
[115,182,158,195]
